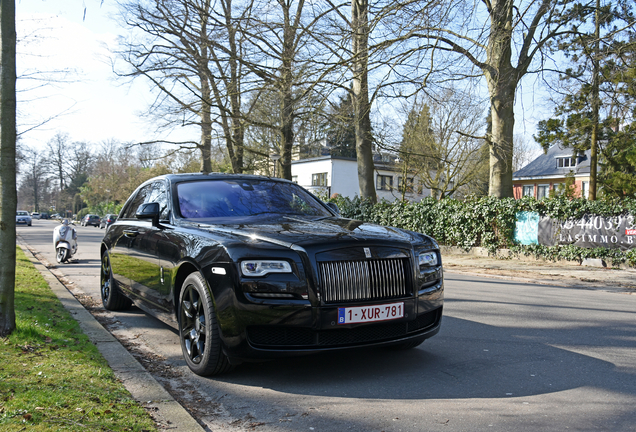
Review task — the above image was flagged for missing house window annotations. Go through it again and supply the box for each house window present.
[291,175,298,184]
[556,157,576,168]
[312,173,328,186]
[523,185,534,197]
[397,176,414,193]
[581,181,589,199]
[376,175,393,191]
[537,184,550,199]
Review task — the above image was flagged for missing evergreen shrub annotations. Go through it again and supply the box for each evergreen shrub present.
[326,195,636,266]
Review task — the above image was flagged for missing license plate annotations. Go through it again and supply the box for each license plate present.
[338,302,404,325]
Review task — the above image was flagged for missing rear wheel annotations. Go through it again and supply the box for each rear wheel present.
[100,251,132,310]
[178,273,233,376]
[56,247,68,263]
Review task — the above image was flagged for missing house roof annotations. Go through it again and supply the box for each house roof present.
[513,144,591,180]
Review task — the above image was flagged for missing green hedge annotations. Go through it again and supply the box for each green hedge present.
[327,195,636,266]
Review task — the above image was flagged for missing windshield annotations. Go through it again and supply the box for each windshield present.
[176,179,332,219]
[17,211,29,216]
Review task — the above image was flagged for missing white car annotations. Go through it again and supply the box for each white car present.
[31,212,41,219]
[16,211,32,226]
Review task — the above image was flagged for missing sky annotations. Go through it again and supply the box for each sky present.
[15,0,197,152]
[15,0,544,161]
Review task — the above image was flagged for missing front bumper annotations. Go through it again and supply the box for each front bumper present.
[219,279,444,361]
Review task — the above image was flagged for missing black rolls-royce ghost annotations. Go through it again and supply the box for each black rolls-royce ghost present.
[100,173,444,376]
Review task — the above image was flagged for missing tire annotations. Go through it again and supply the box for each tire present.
[178,273,233,376]
[56,247,69,263]
[100,251,132,310]
[28,222,32,226]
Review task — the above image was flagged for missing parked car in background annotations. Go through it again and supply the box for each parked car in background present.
[16,210,32,226]
[31,212,41,219]
[100,173,444,376]
[40,213,50,220]
[81,214,101,227]
[99,214,118,229]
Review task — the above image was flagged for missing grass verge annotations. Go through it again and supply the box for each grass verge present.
[0,246,157,431]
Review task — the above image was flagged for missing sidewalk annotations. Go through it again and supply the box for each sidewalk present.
[442,251,636,294]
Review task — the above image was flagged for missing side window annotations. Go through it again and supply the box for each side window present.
[120,184,152,219]
[146,181,170,221]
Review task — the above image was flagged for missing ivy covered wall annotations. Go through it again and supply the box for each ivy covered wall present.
[326,195,636,266]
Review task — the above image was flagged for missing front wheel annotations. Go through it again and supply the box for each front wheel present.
[178,273,233,376]
[100,251,132,310]
[56,247,68,263]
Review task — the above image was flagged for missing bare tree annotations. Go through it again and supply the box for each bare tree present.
[0,0,17,337]
[19,146,48,212]
[237,0,345,179]
[118,0,257,174]
[379,0,586,197]
[398,89,488,199]
[118,0,221,173]
[46,132,71,191]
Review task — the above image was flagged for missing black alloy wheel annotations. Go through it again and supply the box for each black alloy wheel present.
[178,273,233,376]
[100,251,132,310]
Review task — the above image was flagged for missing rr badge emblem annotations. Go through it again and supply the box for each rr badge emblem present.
[364,247,372,258]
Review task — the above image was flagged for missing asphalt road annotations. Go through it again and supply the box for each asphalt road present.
[18,220,636,432]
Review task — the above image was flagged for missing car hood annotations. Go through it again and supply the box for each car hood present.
[186,216,435,250]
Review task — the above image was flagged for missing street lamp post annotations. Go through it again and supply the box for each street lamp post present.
[269,153,281,177]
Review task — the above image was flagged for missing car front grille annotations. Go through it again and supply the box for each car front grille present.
[247,307,442,348]
[318,258,410,304]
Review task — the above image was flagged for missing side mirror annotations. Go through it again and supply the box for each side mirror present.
[136,202,160,226]
[325,202,340,216]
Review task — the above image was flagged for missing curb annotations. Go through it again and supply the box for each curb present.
[440,246,636,270]
[17,242,205,432]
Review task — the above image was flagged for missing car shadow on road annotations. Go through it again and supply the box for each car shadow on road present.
[210,315,635,401]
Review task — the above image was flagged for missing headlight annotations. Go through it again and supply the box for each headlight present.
[241,260,292,277]
[418,251,438,268]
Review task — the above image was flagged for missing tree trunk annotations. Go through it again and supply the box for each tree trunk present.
[199,13,213,174]
[0,0,17,337]
[487,80,516,197]
[484,0,515,198]
[589,0,600,200]
[277,0,298,181]
[280,87,294,180]
[199,74,214,174]
[351,0,376,203]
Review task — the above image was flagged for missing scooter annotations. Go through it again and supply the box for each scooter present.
[53,219,78,263]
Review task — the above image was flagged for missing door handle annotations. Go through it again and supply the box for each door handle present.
[123,230,138,238]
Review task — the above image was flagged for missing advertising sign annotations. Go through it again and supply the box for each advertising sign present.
[538,214,636,251]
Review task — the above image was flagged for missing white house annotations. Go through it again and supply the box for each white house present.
[290,155,430,202]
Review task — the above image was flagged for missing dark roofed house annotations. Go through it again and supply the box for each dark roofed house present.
[512,144,591,199]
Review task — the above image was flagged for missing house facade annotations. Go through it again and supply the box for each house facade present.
[291,155,430,202]
[512,144,591,199]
